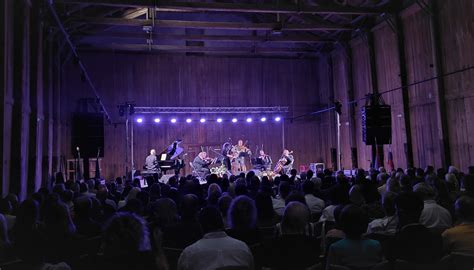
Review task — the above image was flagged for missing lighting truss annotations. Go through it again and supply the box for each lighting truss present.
[134,106,289,114]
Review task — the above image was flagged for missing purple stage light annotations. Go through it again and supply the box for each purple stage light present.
[170,118,177,123]
[217,118,223,123]
[154,118,161,123]
[275,116,281,122]
[246,117,252,123]
[186,118,192,123]
[260,117,267,122]
[231,118,238,123]
[136,118,143,123]
[200,118,206,123]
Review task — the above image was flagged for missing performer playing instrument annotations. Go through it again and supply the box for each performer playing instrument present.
[145,149,159,172]
[192,151,213,177]
[221,142,233,171]
[274,149,294,175]
[258,150,272,171]
[232,140,252,172]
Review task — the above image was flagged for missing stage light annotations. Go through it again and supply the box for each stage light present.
[200,118,206,123]
[275,116,281,122]
[231,118,238,123]
[186,118,192,123]
[217,118,223,123]
[136,118,143,123]
[246,117,252,123]
[260,117,267,122]
[154,118,161,123]
[170,118,177,123]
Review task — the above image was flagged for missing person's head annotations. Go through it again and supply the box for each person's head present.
[259,150,265,156]
[180,194,200,221]
[290,169,297,177]
[150,149,156,155]
[103,212,151,256]
[207,183,222,206]
[307,170,314,180]
[395,192,424,227]
[382,192,397,216]
[228,195,257,230]
[455,196,474,222]
[285,191,307,206]
[278,181,291,199]
[283,149,290,156]
[377,172,389,186]
[302,180,315,195]
[255,192,275,220]
[74,197,93,220]
[238,140,243,146]
[281,202,310,235]
[198,151,207,159]
[15,199,39,232]
[199,206,224,234]
[218,194,232,219]
[386,177,401,194]
[413,182,435,201]
[43,201,76,235]
[340,204,369,239]
[349,185,365,205]
[150,198,178,228]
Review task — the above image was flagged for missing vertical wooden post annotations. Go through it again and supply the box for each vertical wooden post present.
[1,0,15,196]
[429,0,451,168]
[394,15,415,168]
[344,44,358,169]
[11,0,32,200]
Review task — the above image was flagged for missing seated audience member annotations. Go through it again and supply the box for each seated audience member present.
[273,182,290,217]
[442,196,474,255]
[91,212,164,270]
[226,195,260,245]
[255,192,279,227]
[265,202,320,270]
[163,194,203,249]
[325,205,346,250]
[73,197,102,237]
[118,187,141,209]
[149,198,179,241]
[377,172,390,196]
[177,207,254,270]
[302,180,325,216]
[461,174,474,198]
[319,185,350,223]
[0,214,12,261]
[218,194,233,228]
[414,183,452,231]
[367,192,398,234]
[207,183,222,206]
[389,192,443,263]
[0,198,16,231]
[326,205,382,270]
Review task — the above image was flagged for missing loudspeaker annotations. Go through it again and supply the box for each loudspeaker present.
[351,147,358,169]
[71,113,104,157]
[361,105,391,145]
[331,148,337,171]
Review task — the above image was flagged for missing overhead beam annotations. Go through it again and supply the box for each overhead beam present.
[77,43,320,55]
[57,0,387,15]
[70,17,353,31]
[73,31,334,43]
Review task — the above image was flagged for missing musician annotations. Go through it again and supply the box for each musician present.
[280,149,294,174]
[221,142,233,171]
[233,140,251,172]
[192,152,212,176]
[145,149,159,172]
[258,150,272,171]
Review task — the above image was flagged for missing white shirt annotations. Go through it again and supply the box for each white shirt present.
[420,200,452,230]
[367,216,398,234]
[304,194,325,214]
[272,197,286,217]
[319,205,338,222]
[177,231,254,270]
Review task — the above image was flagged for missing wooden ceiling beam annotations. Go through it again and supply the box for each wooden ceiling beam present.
[73,31,334,43]
[70,17,353,31]
[57,1,387,15]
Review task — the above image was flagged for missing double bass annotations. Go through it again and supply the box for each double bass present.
[273,151,293,173]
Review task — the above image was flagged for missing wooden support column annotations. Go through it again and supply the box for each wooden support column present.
[429,0,451,167]
[29,1,45,192]
[1,0,15,196]
[11,0,32,200]
[53,39,62,177]
[367,31,384,168]
[43,30,55,188]
[344,44,359,169]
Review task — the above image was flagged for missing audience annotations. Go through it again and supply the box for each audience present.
[442,196,474,255]
[414,182,452,232]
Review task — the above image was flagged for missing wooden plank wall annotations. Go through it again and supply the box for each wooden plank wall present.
[323,0,474,171]
[61,53,333,179]
[0,0,62,199]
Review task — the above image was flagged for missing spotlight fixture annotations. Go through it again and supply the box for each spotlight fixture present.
[275,116,281,122]
[260,117,267,122]
[217,118,223,123]
[231,118,238,123]
[246,117,252,123]
[170,118,177,123]
[154,118,161,123]
[136,118,143,123]
[186,118,192,123]
[200,118,206,123]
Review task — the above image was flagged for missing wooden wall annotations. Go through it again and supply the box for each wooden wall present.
[61,53,333,179]
[323,0,474,171]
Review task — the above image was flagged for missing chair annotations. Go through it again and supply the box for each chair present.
[441,252,474,270]
[189,162,206,181]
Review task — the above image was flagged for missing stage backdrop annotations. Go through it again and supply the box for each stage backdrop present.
[62,53,336,179]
